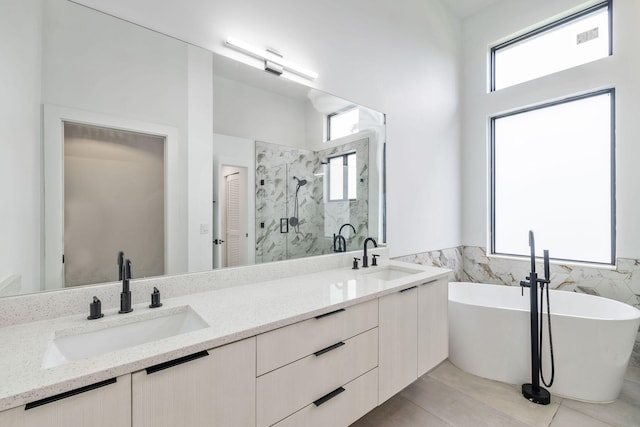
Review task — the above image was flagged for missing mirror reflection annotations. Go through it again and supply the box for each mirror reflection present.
[0,0,386,297]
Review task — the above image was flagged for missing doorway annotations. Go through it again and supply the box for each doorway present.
[63,122,165,286]
[218,165,249,268]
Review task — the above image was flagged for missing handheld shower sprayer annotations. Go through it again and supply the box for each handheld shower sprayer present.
[293,176,307,187]
[289,176,308,232]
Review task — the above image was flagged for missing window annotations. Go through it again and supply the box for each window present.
[491,90,615,264]
[328,152,357,201]
[328,107,359,141]
[491,1,611,91]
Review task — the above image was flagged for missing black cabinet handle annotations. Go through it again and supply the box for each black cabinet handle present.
[400,286,418,293]
[313,386,346,407]
[314,308,345,319]
[146,350,209,375]
[422,279,438,285]
[313,341,345,357]
[25,378,117,410]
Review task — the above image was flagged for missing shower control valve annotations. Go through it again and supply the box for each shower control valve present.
[352,257,360,270]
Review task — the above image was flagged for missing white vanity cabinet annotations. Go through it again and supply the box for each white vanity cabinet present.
[131,337,255,427]
[378,276,449,404]
[0,375,131,427]
[378,285,418,404]
[417,277,449,377]
[256,299,378,427]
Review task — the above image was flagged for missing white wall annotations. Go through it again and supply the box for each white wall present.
[188,45,214,273]
[461,0,640,259]
[212,75,307,148]
[42,0,190,275]
[0,0,42,294]
[73,0,463,259]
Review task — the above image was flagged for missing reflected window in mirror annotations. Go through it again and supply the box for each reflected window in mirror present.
[328,152,357,201]
[327,107,359,141]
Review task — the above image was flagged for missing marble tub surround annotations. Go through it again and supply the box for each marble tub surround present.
[0,247,387,328]
[462,246,640,308]
[463,246,640,368]
[0,256,446,412]
[399,245,640,367]
[393,246,463,283]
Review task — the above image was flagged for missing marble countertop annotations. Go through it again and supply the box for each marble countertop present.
[0,260,448,412]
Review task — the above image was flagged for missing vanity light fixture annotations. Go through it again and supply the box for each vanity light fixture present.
[225,36,318,80]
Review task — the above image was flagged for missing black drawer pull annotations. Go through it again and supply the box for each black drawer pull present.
[146,350,209,375]
[422,279,438,285]
[314,308,345,319]
[313,386,345,407]
[25,378,117,410]
[400,286,418,293]
[313,341,345,357]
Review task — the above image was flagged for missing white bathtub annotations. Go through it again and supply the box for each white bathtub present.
[448,281,640,403]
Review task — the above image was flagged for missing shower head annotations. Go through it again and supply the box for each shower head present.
[293,176,307,187]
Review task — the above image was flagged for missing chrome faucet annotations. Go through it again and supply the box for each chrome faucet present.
[119,259,133,313]
[362,237,377,268]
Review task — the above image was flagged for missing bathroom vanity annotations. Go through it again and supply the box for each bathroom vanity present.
[0,255,449,426]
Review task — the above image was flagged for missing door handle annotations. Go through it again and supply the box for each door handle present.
[213,239,225,245]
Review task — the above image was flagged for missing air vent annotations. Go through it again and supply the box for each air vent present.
[577,27,599,44]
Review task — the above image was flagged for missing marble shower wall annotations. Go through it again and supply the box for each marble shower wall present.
[318,137,370,252]
[255,138,370,263]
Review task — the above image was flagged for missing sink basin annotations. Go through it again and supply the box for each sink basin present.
[43,307,208,368]
[361,265,422,281]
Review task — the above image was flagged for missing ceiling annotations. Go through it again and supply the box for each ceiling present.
[443,0,500,19]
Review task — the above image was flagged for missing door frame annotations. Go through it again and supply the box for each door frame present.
[43,104,179,290]
[212,155,255,269]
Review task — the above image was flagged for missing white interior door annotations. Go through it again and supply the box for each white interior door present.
[221,166,248,268]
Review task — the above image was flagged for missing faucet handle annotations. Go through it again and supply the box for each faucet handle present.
[149,287,163,308]
[88,296,104,320]
[352,257,360,270]
[372,254,380,266]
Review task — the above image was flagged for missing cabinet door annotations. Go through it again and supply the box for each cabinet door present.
[378,286,418,404]
[0,375,131,427]
[418,278,449,377]
[132,337,256,427]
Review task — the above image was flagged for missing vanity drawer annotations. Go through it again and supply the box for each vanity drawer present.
[256,327,378,427]
[272,368,378,427]
[257,298,378,375]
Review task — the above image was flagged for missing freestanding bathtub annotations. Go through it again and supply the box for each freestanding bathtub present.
[448,281,640,403]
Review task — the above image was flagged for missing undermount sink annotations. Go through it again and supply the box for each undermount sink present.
[361,265,422,281]
[43,306,208,368]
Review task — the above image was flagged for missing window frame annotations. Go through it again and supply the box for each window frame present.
[327,151,357,202]
[490,0,613,92]
[327,106,359,141]
[489,88,616,265]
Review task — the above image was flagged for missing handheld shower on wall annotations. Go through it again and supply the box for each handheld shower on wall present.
[289,176,308,232]
[293,176,307,188]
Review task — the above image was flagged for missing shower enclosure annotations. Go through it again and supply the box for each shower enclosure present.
[255,139,370,263]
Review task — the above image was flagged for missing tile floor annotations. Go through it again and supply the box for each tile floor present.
[353,361,640,427]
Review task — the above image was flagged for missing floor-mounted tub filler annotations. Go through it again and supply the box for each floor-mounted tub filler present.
[448,280,640,403]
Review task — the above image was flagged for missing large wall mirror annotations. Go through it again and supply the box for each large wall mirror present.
[0,0,386,297]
